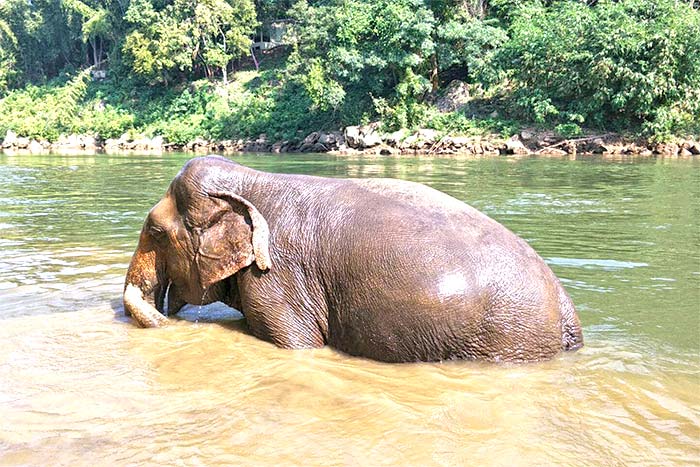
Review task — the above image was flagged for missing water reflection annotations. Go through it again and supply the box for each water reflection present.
[0,153,698,466]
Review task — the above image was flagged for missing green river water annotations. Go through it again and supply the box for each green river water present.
[0,152,698,466]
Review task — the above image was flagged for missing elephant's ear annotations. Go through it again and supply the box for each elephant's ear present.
[196,191,271,289]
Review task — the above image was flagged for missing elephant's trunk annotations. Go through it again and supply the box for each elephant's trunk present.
[123,231,170,328]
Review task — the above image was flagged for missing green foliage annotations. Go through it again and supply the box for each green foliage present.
[0,0,697,144]
[122,0,195,83]
[0,70,92,140]
[555,123,583,139]
[74,105,136,138]
[435,15,507,84]
[301,60,345,111]
[500,0,700,139]
[288,0,436,110]
[122,0,257,84]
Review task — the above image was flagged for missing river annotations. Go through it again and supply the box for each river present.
[0,153,698,466]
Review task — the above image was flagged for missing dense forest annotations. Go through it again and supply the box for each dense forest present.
[0,0,698,144]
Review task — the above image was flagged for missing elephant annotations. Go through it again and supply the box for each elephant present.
[123,155,583,363]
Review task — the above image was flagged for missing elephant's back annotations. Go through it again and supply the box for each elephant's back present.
[325,177,578,362]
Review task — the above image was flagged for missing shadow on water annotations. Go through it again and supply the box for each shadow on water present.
[110,295,251,332]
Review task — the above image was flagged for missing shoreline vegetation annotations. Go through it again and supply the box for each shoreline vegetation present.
[0,0,698,158]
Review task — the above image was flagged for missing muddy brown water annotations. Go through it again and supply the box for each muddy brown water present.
[0,153,698,466]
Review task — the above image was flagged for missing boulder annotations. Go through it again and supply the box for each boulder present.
[303,131,320,145]
[435,80,470,113]
[520,130,535,141]
[378,145,401,155]
[311,142,328,152]
[654,143,680,157]
[270,142,283,153]
[105,138,120,148]
[359,131,382,148]
[317,132,336,146]
[82,135,97,149]
[689,142,700,155]
[416,129,438,143]
[385,129,407,146]
[344,126,361,148]
[602,144,625,154]
[65,134,81,149]
[187,137,208,151]
[151,135,164,149]
[15,136,30,149]
[450,136,473,148]
[28,140,44,154]
[2,130,17,148]
[133,137,151,151]
[680,148,693,157]
[587,138,606,153]
[539,148,567,156]
[505,136,530,155]
[401,133,419,149]
[298,142,313,152]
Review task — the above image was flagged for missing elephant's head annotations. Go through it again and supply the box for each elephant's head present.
[123,157,271,327]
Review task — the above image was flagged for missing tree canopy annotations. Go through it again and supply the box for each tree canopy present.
[0,0,698,141]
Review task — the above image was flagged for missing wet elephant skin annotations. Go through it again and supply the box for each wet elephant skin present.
[123,155,583,362]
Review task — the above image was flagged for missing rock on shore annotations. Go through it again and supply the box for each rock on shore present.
[1,128,698,157]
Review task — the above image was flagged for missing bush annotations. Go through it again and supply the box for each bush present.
[500,0,700,139]
[73,104,136,139]
[0,70,90,140]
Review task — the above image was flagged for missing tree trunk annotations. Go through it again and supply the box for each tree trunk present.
[92,40,98,68]
[251,47,259,71]
[430,53,439,92]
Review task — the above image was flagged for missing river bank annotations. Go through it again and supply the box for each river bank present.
[2,127,699,158]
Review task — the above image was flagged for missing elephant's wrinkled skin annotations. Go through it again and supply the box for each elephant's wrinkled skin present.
[124,156,583,362]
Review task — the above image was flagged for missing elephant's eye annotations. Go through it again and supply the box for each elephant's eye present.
[149,225,167,240]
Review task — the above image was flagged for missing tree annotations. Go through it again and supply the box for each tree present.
[0,0,84,83]
[122,0,193,84]
[499,0,700,137]
[288,0,436,111]
[193,0,257,83]
[0,8,19,94]
[61,0,112,68]
[122,0,256,84]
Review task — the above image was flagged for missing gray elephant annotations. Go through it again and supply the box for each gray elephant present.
[124,155,583,362]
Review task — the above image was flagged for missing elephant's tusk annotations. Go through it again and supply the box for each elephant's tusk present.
[124,284,170,328]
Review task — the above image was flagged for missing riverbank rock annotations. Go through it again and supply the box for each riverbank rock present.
[538,147,568,157]
[2,130,18,148]
[654,142,680,157]
[343,124,382,149]
[50,134,99,151]
[101,133,166,152]
[15,136,30,149]
[28,140,45,154]
[344,126,361,148]
[320,131,343,148]
[295,131,343,153]
[505,136,530,155]
[2,125,697,158]
[436,80,470,113]
[385,129,407,146]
